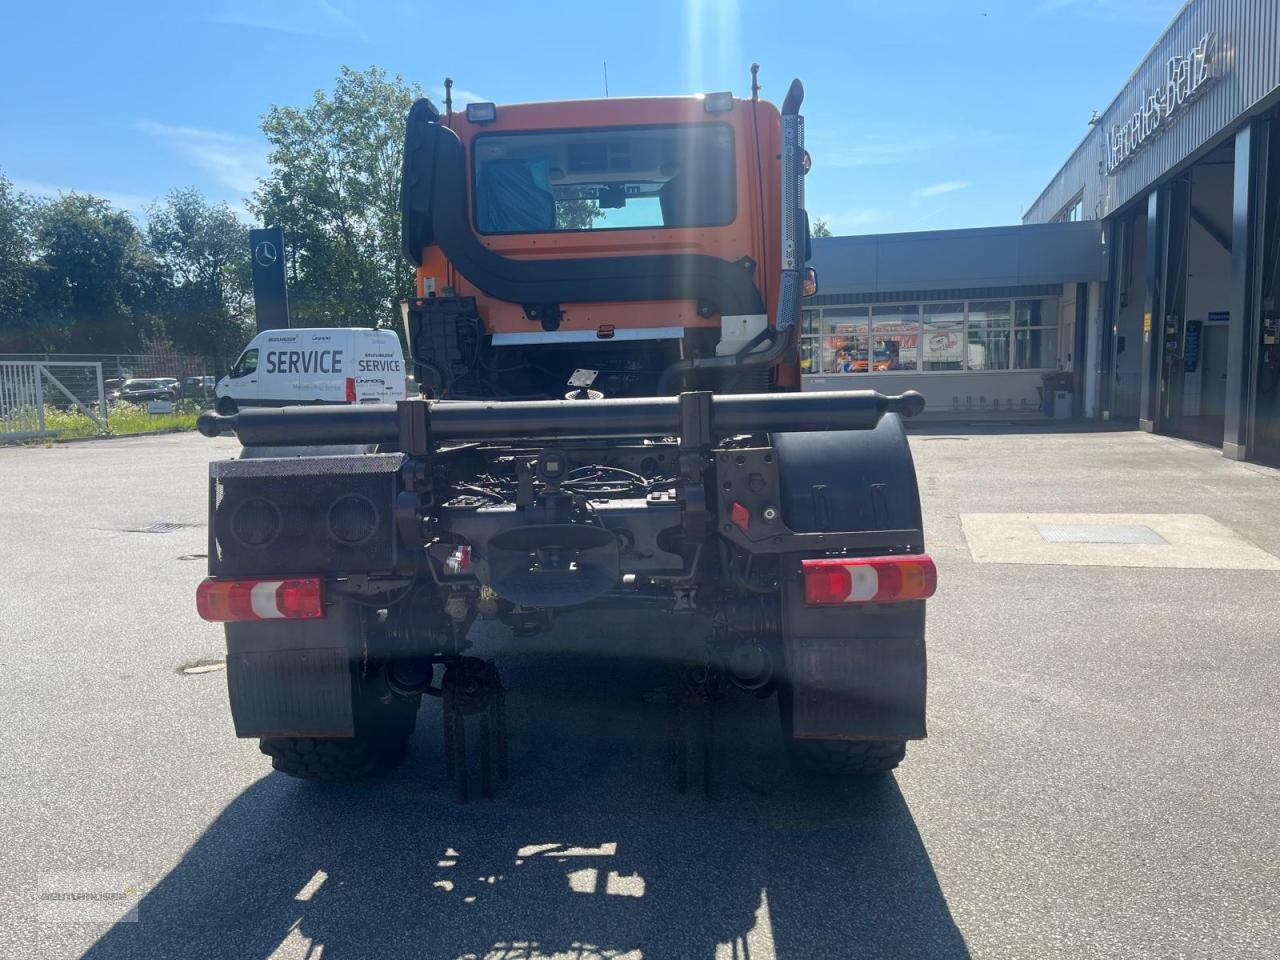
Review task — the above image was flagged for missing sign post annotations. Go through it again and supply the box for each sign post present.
[249,226,291,332]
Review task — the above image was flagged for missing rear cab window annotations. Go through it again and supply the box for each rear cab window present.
[472,123,736,234]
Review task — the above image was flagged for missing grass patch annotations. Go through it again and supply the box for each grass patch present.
[33,401,205,441]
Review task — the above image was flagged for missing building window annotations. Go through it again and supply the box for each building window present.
[921,303,965,371]
[965,300,1012,370]
[801,296,1062,376]
[871,305,919,371]
[1014,298,1059,369]
[823,307,870,373]
[1056,195,1085,223]
[800,308,821,373]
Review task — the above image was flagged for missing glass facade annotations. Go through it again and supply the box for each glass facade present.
[799,297,1062,375]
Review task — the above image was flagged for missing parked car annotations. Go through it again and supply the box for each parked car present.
[115,379,178,404]
[154,378,182,399]
[182,376,216,398]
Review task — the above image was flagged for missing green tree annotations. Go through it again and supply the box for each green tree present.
[147,188,253,361]
[0,173,37,349]
[27,193,164,353]
[252,66,422,331]
[811,217,833,238]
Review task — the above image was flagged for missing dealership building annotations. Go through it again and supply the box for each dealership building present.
[807,0,1280,465]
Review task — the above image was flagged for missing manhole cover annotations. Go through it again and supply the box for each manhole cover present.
[130,521,203,534]
[1038,524,1167,545]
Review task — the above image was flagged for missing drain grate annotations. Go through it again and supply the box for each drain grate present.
[1038,523,1167,545]
[129,521,203,535]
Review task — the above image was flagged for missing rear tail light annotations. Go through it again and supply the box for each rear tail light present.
[345,377,356,402]
[801,555,937,605]
[196,577,325,622]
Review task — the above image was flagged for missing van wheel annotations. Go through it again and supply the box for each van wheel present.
[216,397,238,416]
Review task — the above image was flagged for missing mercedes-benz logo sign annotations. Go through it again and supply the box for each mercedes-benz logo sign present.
[254,240,278,268]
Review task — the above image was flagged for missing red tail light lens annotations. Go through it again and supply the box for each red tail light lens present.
[345,377,356,402]
[196,577,325,622]
[801,555,937,605]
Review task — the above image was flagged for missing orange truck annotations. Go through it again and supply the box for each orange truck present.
[197,75,935,798]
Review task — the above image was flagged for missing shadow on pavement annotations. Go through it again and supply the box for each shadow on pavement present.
[83,645,969,960]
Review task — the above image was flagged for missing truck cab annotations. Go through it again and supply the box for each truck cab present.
[400,87,806,399]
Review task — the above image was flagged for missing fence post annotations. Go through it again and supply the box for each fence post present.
[34,363,46,436]
[95,362,108,426]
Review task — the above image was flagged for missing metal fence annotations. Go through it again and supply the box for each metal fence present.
[0,361,107,441]
[0,349,228,383]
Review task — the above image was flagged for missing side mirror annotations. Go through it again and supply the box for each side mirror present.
[802,266,819,299]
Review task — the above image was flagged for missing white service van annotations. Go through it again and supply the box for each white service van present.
[214,328,407,414]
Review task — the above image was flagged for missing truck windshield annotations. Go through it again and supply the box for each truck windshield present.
[472,123,736,233]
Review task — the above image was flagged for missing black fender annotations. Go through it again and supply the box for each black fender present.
[771,412,922,545]
[771,413,928,742]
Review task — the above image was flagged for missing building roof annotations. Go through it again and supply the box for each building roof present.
[809,221,1107,298]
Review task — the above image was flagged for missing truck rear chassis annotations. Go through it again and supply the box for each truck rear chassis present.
[197,387,932,796]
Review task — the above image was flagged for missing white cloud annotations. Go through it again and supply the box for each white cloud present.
[11,178,154,215]
[134,121,269,196]
[914,180,971,199]
[431,85,491,109]
[208,0,367,40]
[816,136,933,169]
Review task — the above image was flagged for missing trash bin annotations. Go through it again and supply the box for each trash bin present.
[1040,372,1073,418]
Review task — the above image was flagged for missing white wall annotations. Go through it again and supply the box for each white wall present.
[1084,281,1103,418]
[805,371,1050,415]
[1060,283,1078,373]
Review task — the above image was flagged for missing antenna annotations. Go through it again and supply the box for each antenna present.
[603,61,609,97]
[444,77,453,120]
[750,63,760,101]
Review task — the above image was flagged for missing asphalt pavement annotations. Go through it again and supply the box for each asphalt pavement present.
[1,425,1278,959]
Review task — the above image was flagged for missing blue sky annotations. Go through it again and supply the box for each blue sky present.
[0,0,1182,234]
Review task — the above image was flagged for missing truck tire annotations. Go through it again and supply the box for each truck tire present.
[216,397,238,416]
[788,738,906,776]
[259,690,419,783]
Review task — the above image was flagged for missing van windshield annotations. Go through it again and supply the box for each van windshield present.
[230,348,258,378]
[472,123,736,233]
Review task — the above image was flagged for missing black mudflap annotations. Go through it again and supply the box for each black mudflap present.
[224,603,361,739]
[782,577,927,741]
[785,635,926,741]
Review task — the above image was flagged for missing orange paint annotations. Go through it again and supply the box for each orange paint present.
[414,95,784,336]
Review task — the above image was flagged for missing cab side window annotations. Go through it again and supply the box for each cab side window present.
[231,348,259,378]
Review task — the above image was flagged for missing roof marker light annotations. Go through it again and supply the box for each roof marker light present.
[704,91,734,114]
[466,102,497,123]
